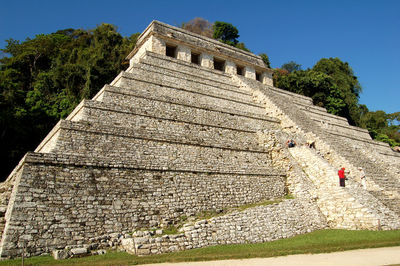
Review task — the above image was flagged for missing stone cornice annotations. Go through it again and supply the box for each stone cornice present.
[126,20,272,73]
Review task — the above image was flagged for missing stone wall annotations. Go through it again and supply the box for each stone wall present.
[0,153,285,257]
[122,199,326,255]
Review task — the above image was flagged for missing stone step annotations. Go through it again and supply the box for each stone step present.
[39,121,279,176]
[47,119,269,154]
[111,71,266,116]
[128,64,253,104]
[369,191,400,216]
[139,51,237,87]
[288,146,400,229]
[24,151,285,177]
[135,57,245,95]
[260,82,400,202]
[68,99,278,134]
[93,85,273,125]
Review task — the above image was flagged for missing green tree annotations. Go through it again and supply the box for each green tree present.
[359,110,400,147]
[312,58,362,125]
[281,61,302,73]
[275,69,346,115]
[213,21,239,46]
[259,53,271,68]
[0,24,138,181]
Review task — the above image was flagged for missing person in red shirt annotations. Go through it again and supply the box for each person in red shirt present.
[338,167,346,187]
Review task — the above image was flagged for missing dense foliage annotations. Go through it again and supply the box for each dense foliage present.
[274,58,399,146]
[0,24,138,181]
[281,61,302,73]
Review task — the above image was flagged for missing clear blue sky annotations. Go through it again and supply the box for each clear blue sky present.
[1,0,398,113]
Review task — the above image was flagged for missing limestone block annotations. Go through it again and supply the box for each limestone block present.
[244,66,256,80]
[52,249,69,260]
[137,248,150,256]
[261,72,273,86]
[121,238,135,254]
[200,53,213,69]
[225,61,236,74]
[176,45,191,62]
[70,247,88,256]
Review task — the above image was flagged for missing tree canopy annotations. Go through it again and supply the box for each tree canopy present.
[281,61,302,73]
[259,53,271,68]
[213,21,239,46]
[0,24,138,181]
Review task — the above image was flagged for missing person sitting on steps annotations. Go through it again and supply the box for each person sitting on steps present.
[286,139,296,148]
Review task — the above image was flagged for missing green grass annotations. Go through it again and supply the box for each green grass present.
[1,229,399,265]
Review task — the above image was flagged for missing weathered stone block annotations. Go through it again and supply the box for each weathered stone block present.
[52,249,69,260]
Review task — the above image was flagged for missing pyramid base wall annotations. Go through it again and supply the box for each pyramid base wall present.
[0,155,285,258]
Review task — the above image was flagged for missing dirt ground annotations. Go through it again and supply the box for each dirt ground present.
[145,246,400,266]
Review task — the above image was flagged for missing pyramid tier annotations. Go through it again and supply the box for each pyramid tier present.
[0,152,285,257]
[135,51,239,88]
[110,70,266,116]
[91,86,277,131]
[38,120,280,175]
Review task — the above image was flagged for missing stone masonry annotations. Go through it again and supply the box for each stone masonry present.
[0,21,399,258]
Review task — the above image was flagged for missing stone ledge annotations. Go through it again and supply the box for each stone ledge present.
[99,85,278,123]
[120,68,255,110]
[379,150,400,158]
[268,86,314,104]
[115,70,263,109]
[300,105,349,124]
[327,130,386,146]
[74,100,278,135]
[141,51,239,89]
[23,152,285,176]
[56,120,269,153]
[313,118,371,135]
[128,21,267,71]
[134,59,244,96]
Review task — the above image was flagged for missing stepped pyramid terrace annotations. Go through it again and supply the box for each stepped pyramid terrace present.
[0,20,399,258]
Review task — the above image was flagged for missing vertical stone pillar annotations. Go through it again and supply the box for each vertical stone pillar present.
[261,72,273,86]
[244,66,256,79]
[176,45,191,62]
[225,61,237,74]
[151,35,166,55]
[130,35,166,65]
[200,53,214,69]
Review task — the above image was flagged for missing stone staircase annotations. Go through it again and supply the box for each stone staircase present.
[289,146,399,229]
[235,76,400,218]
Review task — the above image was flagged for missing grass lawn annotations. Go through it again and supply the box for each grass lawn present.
[1,229,399,265]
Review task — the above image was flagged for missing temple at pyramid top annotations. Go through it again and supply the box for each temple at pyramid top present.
[126,20,273,85]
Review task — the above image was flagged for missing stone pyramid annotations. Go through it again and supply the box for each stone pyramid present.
[0,21,399,258]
